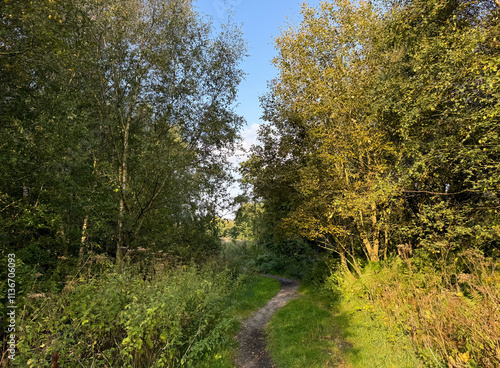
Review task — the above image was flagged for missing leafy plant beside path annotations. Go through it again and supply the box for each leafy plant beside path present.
[9,256,279,368]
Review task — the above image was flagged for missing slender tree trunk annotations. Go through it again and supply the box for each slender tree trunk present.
[116,58,143,269]
[117,118,130,269]
[384,224,389,260]
[79,216,88,264]
[59,224,68,257]
[357,202,381,262]
[340,250,356,280]
[370,202,380,261]
[360,231,378,262]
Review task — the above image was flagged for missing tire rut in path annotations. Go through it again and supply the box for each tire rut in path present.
[235,275,300,368]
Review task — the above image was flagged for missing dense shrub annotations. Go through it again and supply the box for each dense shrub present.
[254,240,328,281]
[219,239,261,274]
[12,254,243,368]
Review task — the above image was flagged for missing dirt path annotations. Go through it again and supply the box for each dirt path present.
[235,275,300,368]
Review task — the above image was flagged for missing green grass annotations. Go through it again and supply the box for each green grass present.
[200,275,281,368]
[334,295,423,368]
[231,275,282,319]
[266,282,422,368]
[266,283,347,368]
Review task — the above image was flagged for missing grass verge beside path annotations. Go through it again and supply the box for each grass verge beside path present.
[266,282,422,368]
[200,274,281,368]
[334,294,423,368]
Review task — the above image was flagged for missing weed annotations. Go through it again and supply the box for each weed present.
[8,253,232,367]
[2,247,280,368]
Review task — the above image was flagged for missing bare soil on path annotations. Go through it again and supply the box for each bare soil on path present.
[235,275,300,368]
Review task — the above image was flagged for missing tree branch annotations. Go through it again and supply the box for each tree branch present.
[402,189,478,196]
[0,50,25,55]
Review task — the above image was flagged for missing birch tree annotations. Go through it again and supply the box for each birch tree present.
[0,0,245,269]
[86,0,245,262]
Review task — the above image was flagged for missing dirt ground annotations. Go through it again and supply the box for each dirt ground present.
[235,275,300,368]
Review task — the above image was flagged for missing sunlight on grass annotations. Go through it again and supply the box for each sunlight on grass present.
[335,297,423,368]
[266,283,422,368]
[200,275,281,368]
[267,297,341,367]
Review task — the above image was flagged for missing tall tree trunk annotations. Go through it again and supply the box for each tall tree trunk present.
[358,204,380,262]
[59,224,68,257]
[116,59,143,269]
[340,250,356,280]
[370,202,380,261]
[117,118,130,269]
[78,216,89,265]
[360,231,379,262]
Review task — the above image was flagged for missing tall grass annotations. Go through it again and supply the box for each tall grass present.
[329,250,500,367]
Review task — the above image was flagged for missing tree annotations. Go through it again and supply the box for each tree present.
[230,201,264,241]
[0,0,109,271]
[0,0,246,272]
[243,0,500,267]
[244,0,397,265]
[85,0,246,263]
[372,0,500,257]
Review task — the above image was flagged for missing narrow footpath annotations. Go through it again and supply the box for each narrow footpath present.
[235,275,300,368]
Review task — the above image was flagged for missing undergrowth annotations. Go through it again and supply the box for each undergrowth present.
[329,250,500,368]
[1,244,282,368]
[1,247,278,368]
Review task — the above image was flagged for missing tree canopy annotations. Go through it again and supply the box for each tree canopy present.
[242,0,500,268]
[0,0,246,274]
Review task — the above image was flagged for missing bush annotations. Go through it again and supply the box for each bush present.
[13,254,243,368]
[219,239,261,274]
[254,239,328,280]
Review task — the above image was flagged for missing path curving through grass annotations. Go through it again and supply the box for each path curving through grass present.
[235,275,300,368]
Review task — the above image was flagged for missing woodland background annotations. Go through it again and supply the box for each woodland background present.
[1,0,500,367]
